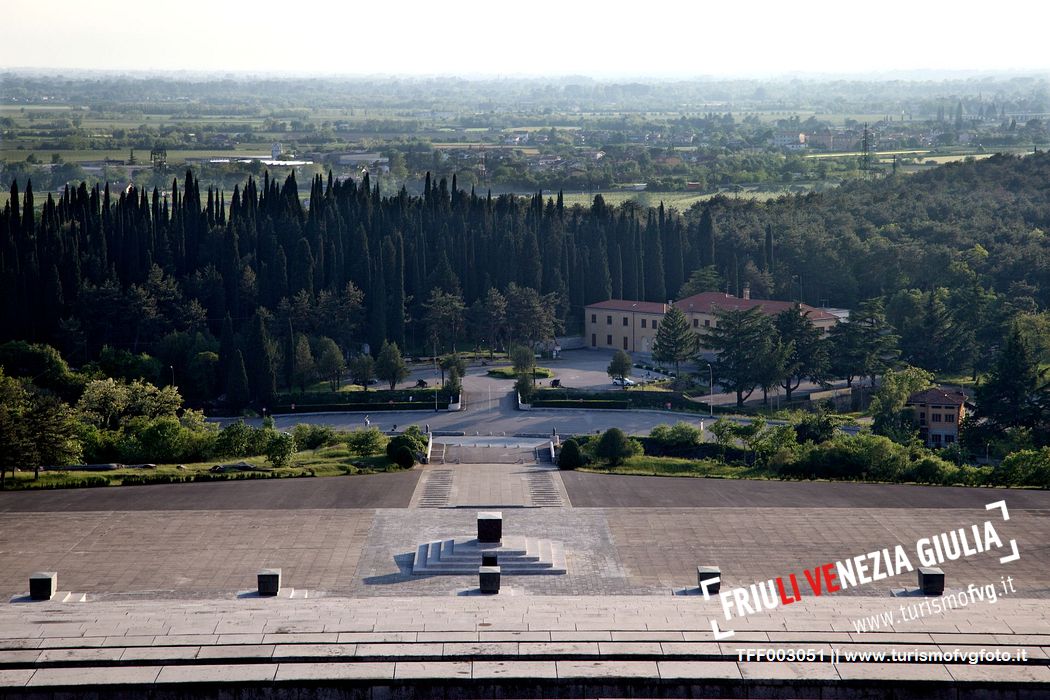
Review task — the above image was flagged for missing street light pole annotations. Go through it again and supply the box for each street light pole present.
[169,365,175,387]
[707,362,714,417]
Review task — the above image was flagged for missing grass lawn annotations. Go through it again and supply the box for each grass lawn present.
[578,455,770,479]
[487,366,554,379]
[1,444,403,491]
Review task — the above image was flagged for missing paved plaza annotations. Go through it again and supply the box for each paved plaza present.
[0,594,1046,697]
[1,467,1047,601]
[1,434,1048,695]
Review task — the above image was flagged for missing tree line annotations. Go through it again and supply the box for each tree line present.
[1,152,1049,408]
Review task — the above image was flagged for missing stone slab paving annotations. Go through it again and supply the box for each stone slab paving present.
[0,596,1045,694]
[409,462,570,508]
[350,507,630,596]
[1,504,1045,600]
[0,509,375,599]
[605,506,1050,597]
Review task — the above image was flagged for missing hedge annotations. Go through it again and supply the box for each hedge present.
[275,389,450,404]
[533,389,699,411]
[532,399,629,409]
[271,401,448,413]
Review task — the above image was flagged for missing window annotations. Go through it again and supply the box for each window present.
[652,320,659,330]
[931,414,942,423]
[606,334,612,345]
[932,434,942,444]
[945,435,955,444]
[945,413,956,423]
[590,313,596,323]
[623,317,628,326]
[641,319,647,328]
[704,319,711,327]
[623,337,628,350]
[693,319,698,328]
[919,412,926,425]
[591,333,596,347]
[606,315,612,325]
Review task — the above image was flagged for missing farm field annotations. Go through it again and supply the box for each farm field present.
[557,188,795,210]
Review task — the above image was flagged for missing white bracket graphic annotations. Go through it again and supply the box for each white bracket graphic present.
[710,619,735,640]
[986,500,1019,564]
[699,576,720,601]
[1000,539,1021,564]
[985,500,1010,521]
[700,577,735,639]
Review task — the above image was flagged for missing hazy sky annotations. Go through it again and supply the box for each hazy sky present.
[5,0,1050,78]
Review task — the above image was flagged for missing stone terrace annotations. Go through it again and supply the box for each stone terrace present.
[0,595,1047,698]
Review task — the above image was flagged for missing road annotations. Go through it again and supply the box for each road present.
[244,349,852,437]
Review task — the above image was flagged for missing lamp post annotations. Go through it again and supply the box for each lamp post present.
[433,341,439,413]
[169,365,175,387]
[706,362,714,417]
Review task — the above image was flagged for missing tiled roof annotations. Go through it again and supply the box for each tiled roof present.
[673,292,838,322]
[906,388,968,406]
[586,299,668,314]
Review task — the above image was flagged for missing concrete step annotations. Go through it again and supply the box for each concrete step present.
[411,536,567,575]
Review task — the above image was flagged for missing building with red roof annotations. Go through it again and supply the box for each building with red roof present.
[584,286,839,355]
[905,387,971,448]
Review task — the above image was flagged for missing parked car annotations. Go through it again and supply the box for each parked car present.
[612,376,635,386]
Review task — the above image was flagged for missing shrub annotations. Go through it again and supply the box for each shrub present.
[793,411,841,444]
[118,416,182,463]
[558,439,585,470]
[649,422,704,453]
[393,445,416,469]
[997,448,1050,487]
[386,427,428,461]
[346,428,387,456]
[594,428,643,467]
[215,421,254,457]
[907,455,953,484]
[292,423,337,451]
[514,375,535,403]
[266,433,297,468]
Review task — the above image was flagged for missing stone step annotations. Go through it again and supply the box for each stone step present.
[412,537,566,575]
[6,658,1045,695]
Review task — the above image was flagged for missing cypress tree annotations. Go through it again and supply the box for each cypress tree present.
[290,238,314,296]
[699,207,716,268]
[218,313,236,393]
[245,311,277,405]
[383,236,406,349]
[764,224,775,274]
[226,349,250,411]
[368,248,388,355]
[644,214,665,302]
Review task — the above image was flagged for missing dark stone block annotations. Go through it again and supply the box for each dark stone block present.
[258,568,282,596]
[482,554,498,567]
[477,511,503,543]
[30,572,57,601]
[479,565,500,594]
[697,566,720,594]
[918,567,944,596]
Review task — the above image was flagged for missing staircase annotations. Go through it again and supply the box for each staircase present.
[412,536,566,575]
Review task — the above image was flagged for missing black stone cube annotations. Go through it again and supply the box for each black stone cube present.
[479,565,500,594]
[258,568,282,596]
[918,567,944,596]
[30,572,56,601]
[697,566,721,594]
[477,512,503,543]
[482,553,498,567]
